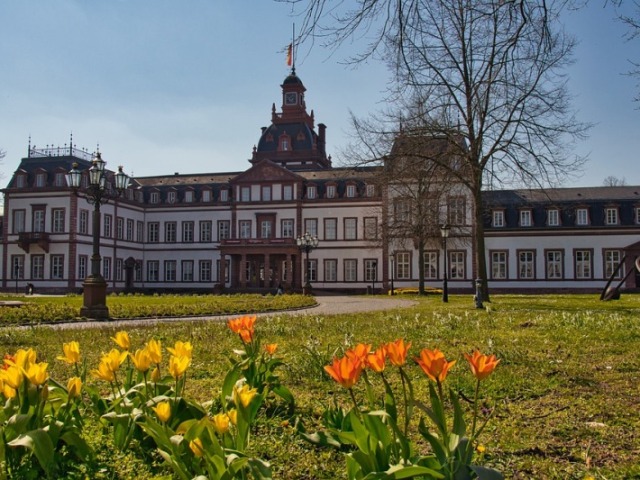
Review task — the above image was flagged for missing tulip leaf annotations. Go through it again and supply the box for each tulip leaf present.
[386,464,445,479]
[470,465,504,480]
[8,430,55,476]
[449,388,467,438]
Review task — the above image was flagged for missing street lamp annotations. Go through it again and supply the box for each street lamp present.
[371,260,377,294]
[440,224,450,303]
[67,152,129,319]
[390,252,395,295]
[296,231,319,295]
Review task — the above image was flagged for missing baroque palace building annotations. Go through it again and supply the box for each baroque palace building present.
[2,70,640,294]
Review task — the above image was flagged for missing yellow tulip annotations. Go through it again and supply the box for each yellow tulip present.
[91,361,116,382]
[2,365,24,390]
[25,362,49,386]
[11,348,37,369]
[211,413,230,434]
[168,355,190,379]
[153,401,171,423]
[57,341,81,365]
[101,349,128,373]
[67,377,82,398]
[150,367,161,383]
[233,383,257,408]
[2,384,16,399]
[227,409,238,426]
[189,438,204,457]
[167,341,193,360]
[130,348,152,373]
[111,331,131,350]
[146,339,162,364]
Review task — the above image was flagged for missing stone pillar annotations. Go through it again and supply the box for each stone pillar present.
[240,254,247,288]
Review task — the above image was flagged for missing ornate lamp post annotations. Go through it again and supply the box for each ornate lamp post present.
[371,260,377,294]
[440,224,450,303]
[296,231,319,295]
[67,152,129,319]
[390,252,395,295]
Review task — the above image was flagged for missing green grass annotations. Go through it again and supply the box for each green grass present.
[1,293,639,479]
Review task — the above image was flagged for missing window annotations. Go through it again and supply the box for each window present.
[324,259,337,282]
[15,175,25,188]
[54,172,65,187]
[116,258,123,282]
[574,250,592,279]
[324,218,337,240]
[199,260,212,282]
[185,190,193,203]
[366,184,375,197]
[167,191,177,204]
[393,198,412,224]
[283,185,293,200]
[281,219,294,238]
[545,250,563,279]
[547,209,560,226]
[126,219,134,241]
[182,221,194,243]
[241,187,251,202]
[491,251,508,279]
[344,218,357,240]
[31,255,44,280]
[200,221,212,242]
[448,197,466,225]
[396,252,410,280]
[280,136,290,151]
[364,259,378,282]
[216,259,230,283]
[307,259,318,282]
[52,209,65,233]
[304,218,318,237]
[518,251,535,279]
[78,255,87,280]
[449,252,466,279]
[136,221,144,242]
[636,207,640,224]
[103,214,112,238]
[364,217,378,240]
[326,185,336,199]
[260,220,273,238]
[147,261,159,282]
[36,173,46,187]
[33,208,45,232]
[116,217,124,240]
[203,189,213,202]
[239,220,252,239]
[150,192,160,204]
[605,207,618,225]
[164,260,177,282]
[218,220,230,240]
[262,185,271,201]
[102,257,111,280]
[423,252,438,280]
[520,210,532,227]
[165,222,177,243]
[79,210,88,235]
[11,256,25,279]
[51,255,64,280]
[344,259,358,282]
[148,222,159,243]
[306,185,317,199]
[12,209,25,233]
[576,208,589,226]
[604,250,623,279]
[492,210,505,228]
[182,260,194,282]
[136,190,144,203]
[346,184,356,198]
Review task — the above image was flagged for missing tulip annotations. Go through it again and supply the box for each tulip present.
[67,377,82,398]
[464,351,500,381]
[366,347,387,373]
[211,412,230,434]
[91,361,116,382]
[146,339,162,364]
[346,343,372,364]
[415,348,456,383]
[228,315,257,334]
[168,355,190,379]
[189,438,204,457]
[111,331,131,350]
[386,339,411,366]
[324,355,362,389]
[1,365,23,390]
[264,343,278,355]
[233,383,258,408]
[57,341,81,365]
[26,362,49,386]
[130,348,152,373]
[150,367,161,383]
[101,349,128,373]
[167,341,193,360]
[153,401,171,423]
[239,329,253,343]
[10,348,37,369]
[227,408,238,425]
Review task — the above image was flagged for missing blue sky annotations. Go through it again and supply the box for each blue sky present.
[0,1,638,187]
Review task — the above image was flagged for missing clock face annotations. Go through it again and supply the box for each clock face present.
[285,92,297,105]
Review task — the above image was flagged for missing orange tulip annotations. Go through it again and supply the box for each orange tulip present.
[366,347,387,373]
[386,339,411,366]
[324,355,362,389]
[264,343,278,355]
[228,315,257,334]
[415,348,456,383]
[345,343,372,364]
[464,351,500,381]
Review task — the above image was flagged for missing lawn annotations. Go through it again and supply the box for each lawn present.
[1,293,639,479]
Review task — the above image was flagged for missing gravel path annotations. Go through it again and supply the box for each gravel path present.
[41,295,418,330]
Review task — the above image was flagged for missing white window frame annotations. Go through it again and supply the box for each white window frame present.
[423,251,438,280]
[344,259,358,282]
[518,250,535,279]
[492,210,505,228]
[491,251,508,279]
[396,252,411,280]
[576,208,589,226]
[547,209,560,226]
[574,250,592,279]
[324,259,337,282]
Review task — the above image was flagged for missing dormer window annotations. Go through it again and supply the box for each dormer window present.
[635,207,640,224]
[519,210,532,227]
[136,190,144,203]
[218,189,227,202]
[279,134,291,151]
[492,210,505,227]
[15,175,25,188]
[167,191,177,204]
[366,184,375,197]
[326,185,336,199]
[605,207,618,225]
[346,184,356,198]
[307,185,317,199]
[184,190,194,203]
[150,192,159,204]
[547,209,560,226]
[576,208,589,226]
[203,189,212,202]
[54,172,65,187]
[36,173,46,187]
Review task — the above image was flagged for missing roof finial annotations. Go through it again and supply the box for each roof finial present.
[28,135,31,157]
[70,132,73,155]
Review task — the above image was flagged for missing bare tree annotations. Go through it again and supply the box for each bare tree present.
[614,0,640,103]
[603,175,627,186]
[289,0,590,300]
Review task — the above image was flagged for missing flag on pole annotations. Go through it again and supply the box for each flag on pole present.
[286,43,293,66]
